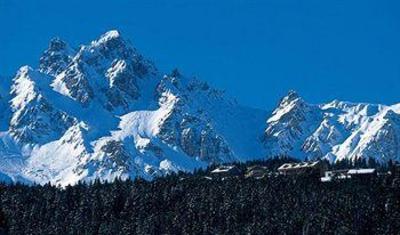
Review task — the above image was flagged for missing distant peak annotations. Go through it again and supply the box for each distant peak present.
[103,30,120,38]
[40,37,74,76]
[17,65,32,75]
[286,90,299,100]
[93,30,123,45]
[170,68,181,78]
[328,99,340,104]
[48,37,68,51]
[279,90,302,105]
[323,99,343,108]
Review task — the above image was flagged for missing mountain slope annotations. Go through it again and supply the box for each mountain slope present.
[0,30,399,186]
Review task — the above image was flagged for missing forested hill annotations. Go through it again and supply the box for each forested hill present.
[0,164,399,234]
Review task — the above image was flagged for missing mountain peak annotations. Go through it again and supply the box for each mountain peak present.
[92,30,123,47]
[276,90,304,108]
[284,90,300,101]
[101,30,121,40]
[39,37,75,76]
[16,65,32,75]
[83,29,141,64]
[170,68,182,78]
[48,37,68,51]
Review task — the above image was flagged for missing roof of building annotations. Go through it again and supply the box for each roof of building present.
[321,174,351,182]
[247,165,269,171]
[320,176,331,182]
[278,161,320,171]
[347,168,376,175]
[324,170,349,176]
[325,169,349,173]
[211,165,239,174]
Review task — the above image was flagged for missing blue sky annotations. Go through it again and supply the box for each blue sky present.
[0,0,399,109]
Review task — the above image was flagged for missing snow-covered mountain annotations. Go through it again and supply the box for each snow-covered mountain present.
[0,30,399,186]
[264,91,400,164]
[0,30,267,186]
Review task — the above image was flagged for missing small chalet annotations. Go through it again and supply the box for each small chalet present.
[210,165,242,178]
[245,165,270,179]
[278,161,326,177]
[321,168,377,182]
[348,168,377,180]
[321,170,350,182]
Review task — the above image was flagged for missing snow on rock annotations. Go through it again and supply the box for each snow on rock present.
[264,90,322,158]
[10,66,38,112]
[91,30,121,47]
[264,92,400,163]
[52,30,156,111]
[39,38,75,76]
[0,132,29,184]
[22,122,90,186]
[10,66,76,144]
[391,103,400,113]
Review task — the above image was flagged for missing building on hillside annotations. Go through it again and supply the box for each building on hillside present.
[320,170,351,182]
[245,165,270,179]
[347,168,377,180]
[321,168,377,182]
[210,165,242,178]
[278,161,326,177]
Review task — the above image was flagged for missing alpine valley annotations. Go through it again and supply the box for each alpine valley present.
[0,30,399,186]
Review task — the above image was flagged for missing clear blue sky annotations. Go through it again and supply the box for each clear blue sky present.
[0,0,399,109]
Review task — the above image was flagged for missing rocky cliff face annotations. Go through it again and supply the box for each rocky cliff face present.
[50,30,156,110]
[0,30,399,186]
[39,38,75,76]
[9,67,76,144]
[264,91,322,156]
[155,72,234,163]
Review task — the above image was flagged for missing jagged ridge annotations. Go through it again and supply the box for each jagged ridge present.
[264,91,400,164]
